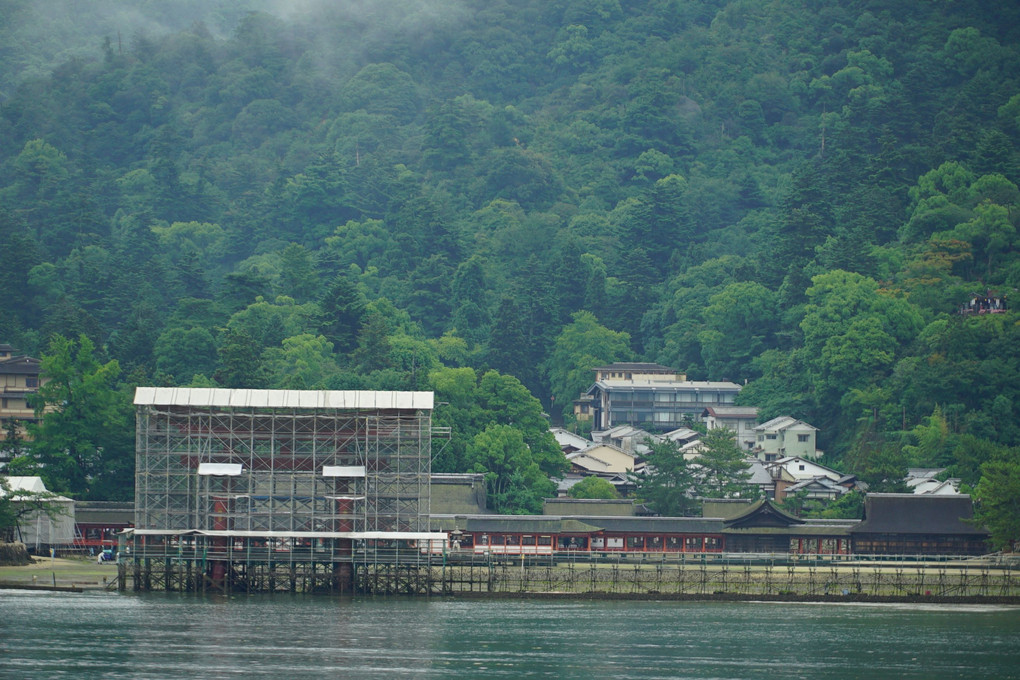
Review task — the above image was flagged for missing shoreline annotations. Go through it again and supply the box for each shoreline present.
[0,582,84,593]
[441,590,1020,605]
[3,584,1016,605]
[0,556,119,591]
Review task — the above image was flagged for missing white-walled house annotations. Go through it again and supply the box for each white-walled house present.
[753,416,821,460]
[905,469,961,495]
[702,406,759,451]
[771,456,843,482]
[767,457,856,503]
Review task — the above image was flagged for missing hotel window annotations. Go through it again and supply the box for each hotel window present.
[25,377,38,388]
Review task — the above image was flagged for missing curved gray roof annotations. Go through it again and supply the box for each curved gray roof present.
[852,494,985,535]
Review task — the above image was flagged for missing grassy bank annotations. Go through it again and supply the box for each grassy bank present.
[0,556,118,590]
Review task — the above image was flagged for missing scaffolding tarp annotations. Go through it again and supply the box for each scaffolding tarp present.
[133,387,435,556]
[134,387,434,410]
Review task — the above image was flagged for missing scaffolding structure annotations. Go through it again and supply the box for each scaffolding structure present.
[128,388,446,593]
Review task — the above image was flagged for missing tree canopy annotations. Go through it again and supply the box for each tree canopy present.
[1,0,1018,513]
[22,335,134,500]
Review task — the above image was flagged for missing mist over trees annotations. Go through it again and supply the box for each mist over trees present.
[2,0,1019,519]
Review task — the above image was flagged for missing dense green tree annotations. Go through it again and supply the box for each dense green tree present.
[214,328,265,388]
[0,419,25,467]
[153,326,218,383]
[25,335,133,499]
[490,469,548,516]
[698,281,778,381]
[545,311,632,421]
[486,297,532,385]
[225,296,319,352]
[318,274,367,356]
[477,370,567,478]
[450,256,491,346]
[276,243,320,302]
[339,63,420,122]
[973,453,1020,550]
[428,365,566,504]
[467,424,556,514]
[568,476,621,499]
[350,313,393,374]
[429,366,483,473]
[691,428,753,499]
[626,174,692,268]
[630,438,700,517]
[0,214,42,328]
[263,334,341,389]
[483,147,564,210]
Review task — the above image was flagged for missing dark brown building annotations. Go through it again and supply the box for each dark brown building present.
[851,494,989,555]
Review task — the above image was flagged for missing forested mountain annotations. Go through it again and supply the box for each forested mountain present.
[2,0,1018,507]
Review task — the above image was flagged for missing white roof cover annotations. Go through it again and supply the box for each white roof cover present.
[135,387,433,410]
[0,476,74,502]
[322,465,367,477]
[3,476,48,493]
[197,463,243,476]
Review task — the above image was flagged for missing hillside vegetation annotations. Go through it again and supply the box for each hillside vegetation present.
[1,1,1018,520]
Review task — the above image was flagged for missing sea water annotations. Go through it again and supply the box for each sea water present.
[2,591,1019,679]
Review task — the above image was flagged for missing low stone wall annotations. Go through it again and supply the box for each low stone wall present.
[468,561,1020,599]
[123,553,1020,601]
[0,542,32,566]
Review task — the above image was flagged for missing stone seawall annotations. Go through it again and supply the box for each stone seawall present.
[123,553,1020,600]
[451,561,1020,600]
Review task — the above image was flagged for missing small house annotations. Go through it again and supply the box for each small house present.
[753,416,821,460]
[702,406,759,451]
[567,443,637,475]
